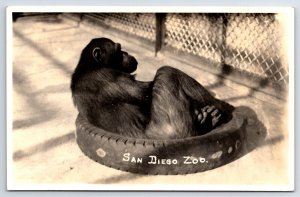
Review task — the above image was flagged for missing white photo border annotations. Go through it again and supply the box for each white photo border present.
[6,6,295,191]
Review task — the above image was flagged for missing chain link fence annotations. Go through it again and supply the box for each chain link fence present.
[83,13,288,86]
[165,13,288,85]
[84,13,156,42]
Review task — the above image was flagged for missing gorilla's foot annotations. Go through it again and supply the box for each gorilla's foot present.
[194,105,222,134]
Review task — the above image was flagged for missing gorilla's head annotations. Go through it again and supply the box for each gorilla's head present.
[79,37,138,74]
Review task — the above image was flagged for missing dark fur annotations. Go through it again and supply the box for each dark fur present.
[71,38,234,139]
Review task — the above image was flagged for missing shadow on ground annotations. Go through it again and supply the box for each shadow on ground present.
[13,68,58,130]
[13,131,75,161]
[14,28,73,76]
[205,64,271,101]
[13,27,75,130]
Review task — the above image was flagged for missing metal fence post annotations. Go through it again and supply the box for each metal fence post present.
[220,14,228,66]
[155,13,166,56]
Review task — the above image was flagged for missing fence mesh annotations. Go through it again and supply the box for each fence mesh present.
[165,13,288,85]
[85,13,288,86]
[85,13,156,42]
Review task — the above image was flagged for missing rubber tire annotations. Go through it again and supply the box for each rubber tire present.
[75,110,247,175]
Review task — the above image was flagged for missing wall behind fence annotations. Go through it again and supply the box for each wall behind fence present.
[83,13,288,87]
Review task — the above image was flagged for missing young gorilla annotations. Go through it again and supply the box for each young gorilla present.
[71,38,234,139]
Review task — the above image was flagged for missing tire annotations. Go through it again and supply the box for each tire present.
[75,110,247,175]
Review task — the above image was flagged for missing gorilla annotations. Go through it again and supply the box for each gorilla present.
[71,37,234,139]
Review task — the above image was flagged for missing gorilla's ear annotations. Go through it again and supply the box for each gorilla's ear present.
[92,47,102,62]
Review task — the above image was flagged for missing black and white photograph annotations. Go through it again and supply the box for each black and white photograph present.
[7,6,294,191]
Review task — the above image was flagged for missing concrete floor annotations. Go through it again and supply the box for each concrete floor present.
[9,14,292,190]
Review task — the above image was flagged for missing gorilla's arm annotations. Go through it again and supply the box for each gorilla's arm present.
[91,68,152,104]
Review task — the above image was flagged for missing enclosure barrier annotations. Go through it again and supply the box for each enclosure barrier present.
[81,13,288,88]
